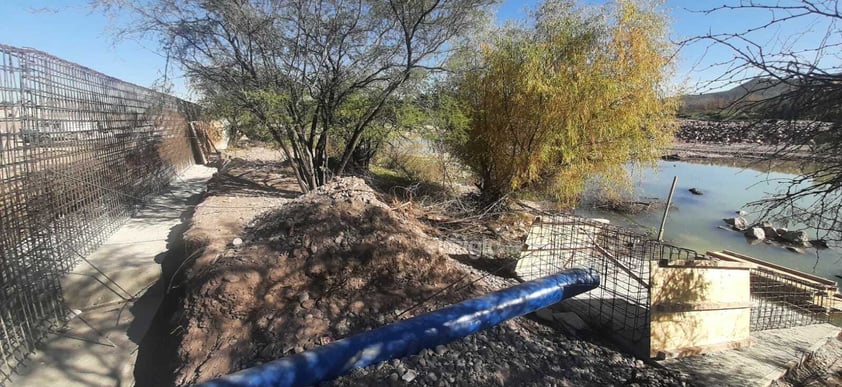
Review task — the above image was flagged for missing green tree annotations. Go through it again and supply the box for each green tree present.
[453,0,677,205]
[96,0,494,193]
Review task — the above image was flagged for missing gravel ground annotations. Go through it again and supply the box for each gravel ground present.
[327,260,691,387]
[329,319,690,387]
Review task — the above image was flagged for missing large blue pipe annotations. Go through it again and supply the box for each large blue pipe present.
[198,268,599,387]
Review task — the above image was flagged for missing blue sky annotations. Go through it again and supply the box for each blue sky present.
[0,1,834,100]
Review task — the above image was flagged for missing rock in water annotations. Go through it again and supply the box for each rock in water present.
[689,188,703,195]
[781,230,810,245]
[760,223,779,239]
[810,239,829,249]
[723,217,748,231]
[744,227,766,240]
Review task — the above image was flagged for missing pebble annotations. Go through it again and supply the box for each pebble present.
[402,370,417,383]
[232,237,243,247]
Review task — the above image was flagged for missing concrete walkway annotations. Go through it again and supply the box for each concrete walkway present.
[9,165,216,387]
[661,323,841,386]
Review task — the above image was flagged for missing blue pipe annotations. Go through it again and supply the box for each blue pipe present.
[198,268,599,387]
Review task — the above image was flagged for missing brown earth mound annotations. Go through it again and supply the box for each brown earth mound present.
[174,177,480,385]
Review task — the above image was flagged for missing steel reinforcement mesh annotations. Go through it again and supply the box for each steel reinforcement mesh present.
[516,215,702,348]
[748,267,833,331]
[0,44,197,381]
[517,216,836,345]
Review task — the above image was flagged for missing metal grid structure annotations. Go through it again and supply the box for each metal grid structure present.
[517,216,837,352]
[0,44,198,381]
[748,267,834,331]
[516,215,701,349]
[707,251,836,331]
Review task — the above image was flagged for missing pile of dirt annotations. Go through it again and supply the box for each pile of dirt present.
[174,177,481,385]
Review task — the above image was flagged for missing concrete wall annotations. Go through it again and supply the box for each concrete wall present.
[649,259,754,358]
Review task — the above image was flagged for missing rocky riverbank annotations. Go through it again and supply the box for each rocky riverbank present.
[664,119,831,161]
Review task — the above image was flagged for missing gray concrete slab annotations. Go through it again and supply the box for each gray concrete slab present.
[660,323,841,387]
[9,165,215,387]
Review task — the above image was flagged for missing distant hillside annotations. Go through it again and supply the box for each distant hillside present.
[679,78,793,118]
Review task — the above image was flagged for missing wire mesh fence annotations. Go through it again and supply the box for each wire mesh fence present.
[0,44,198,381]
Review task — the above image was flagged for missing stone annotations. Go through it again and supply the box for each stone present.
[689,188,703,195]
[335,319,351,336]
[781,230,810,245]
[435,345,447,355]
[762,225,780,238]
[744,227,766,240]
[222,273,241,283]
[232,237,243,247]
[723,216,748,231]
[401,370,417,383]
[810,239,829,249]
[350,300,365,313]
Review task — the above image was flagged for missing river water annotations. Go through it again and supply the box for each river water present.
[576,160,842,287]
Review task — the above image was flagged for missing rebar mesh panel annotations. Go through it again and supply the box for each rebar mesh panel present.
[748,267,832,331]
[0,44,198,381]
[515,215,702,346]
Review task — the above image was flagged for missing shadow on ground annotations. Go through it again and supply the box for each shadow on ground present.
[132,190,205,387]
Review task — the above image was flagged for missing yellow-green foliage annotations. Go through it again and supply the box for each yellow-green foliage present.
[455,0,677,205]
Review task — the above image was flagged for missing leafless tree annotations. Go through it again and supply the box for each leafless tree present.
[95,0,493,192]
[686,0,842,242]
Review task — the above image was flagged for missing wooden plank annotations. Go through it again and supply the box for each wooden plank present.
[659,259,755,270]
[709,251,837,289]
[652,301,753,313]
[650,308,751,358]
[655,337,754,360]
[723,250,837,286]
[724,250,836,288]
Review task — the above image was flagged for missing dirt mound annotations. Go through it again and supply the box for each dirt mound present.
[174,177,478,385]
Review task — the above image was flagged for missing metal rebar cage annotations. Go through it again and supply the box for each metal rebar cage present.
[0,44,198,382]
